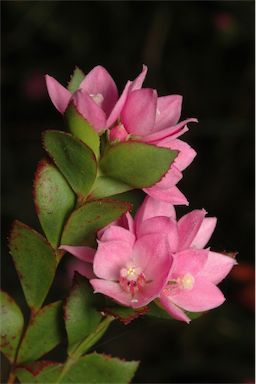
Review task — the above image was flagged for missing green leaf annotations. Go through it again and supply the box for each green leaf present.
[17,301,63,363]
[89,175,133,199]
[43,131,97,197]
[0,291,24,363]
[16,361,62,383]
[60,353,139,383]
[147,301,174,320]
[34,160,76,248]
[100,141,178,188]
[65,105,100,158]
[67,67,85,93]
[65,273,101,354]
[16,354,139,383]
[61,199,131,246]
[9,221,56,309]
[110,189,146,216]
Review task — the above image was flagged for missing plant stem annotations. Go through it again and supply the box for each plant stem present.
[7,369,16,384]
[56,316,114,383]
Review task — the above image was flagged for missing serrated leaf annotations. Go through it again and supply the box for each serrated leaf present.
[103,305,148,325]
[110,189,146,216]
[100,141,177,188]
[61,199,131,246]
[34,160,75,248]
[0,291,24,363]
[61,353,139,383]
[17,301,63,363]
[67,67,85,93]
[9,221,56,309]
[89,175,133,200]
[16,361,62,383]
[65,273,101,354]
[65,105,100,158]
[43,131,97,197]
[16,353,139,383]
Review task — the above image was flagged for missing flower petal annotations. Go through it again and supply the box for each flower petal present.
[45,75,72,113]
[90,279,131,306]
[154,165,183,189]
[178,209,206,251]
[79,65,118,117]
[143,118,198,144]
[191,217,217,249]
[171,249,208,278]
[159,294,191,323]
[99,225,135,247]
[106,81,132,128]
[60,245,95,263]
[137,217,179,253]
[121,89,157,136]
[170,277,225,312]
[154,95,183,132]
[67,259,95,280]
[200,251,237,284]
[133,234,172,281]
[144,185,188,205]
[135,196,176,232]
[117,212,135,234]
[158,139,197,171]
[73,89,106,132]
[93,240,132,280]
[130,64,148,91]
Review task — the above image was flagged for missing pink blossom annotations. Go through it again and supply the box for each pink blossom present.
[90,232,172,308]
[45,65,147,133]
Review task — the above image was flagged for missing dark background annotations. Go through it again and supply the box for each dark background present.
[1,1,254,383]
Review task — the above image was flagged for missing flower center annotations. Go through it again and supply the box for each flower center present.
[119,264,146,300]
[177,273,195,290]
[89,93,104,106]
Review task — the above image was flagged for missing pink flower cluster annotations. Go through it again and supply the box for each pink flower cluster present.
[46,65,236,323]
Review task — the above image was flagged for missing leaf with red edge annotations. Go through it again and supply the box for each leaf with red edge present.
[103,305,149,325]
[16,361,62,383]
[34,159,75,248]
[61,199,131,246]
[9,221,56,309]
[17,301,63,363]
[0,290,24,363]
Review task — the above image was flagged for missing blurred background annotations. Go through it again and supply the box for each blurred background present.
[1,1,254,383]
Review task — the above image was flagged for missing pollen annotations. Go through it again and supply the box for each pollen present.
[177,273,195,290]
[89,93,104,105]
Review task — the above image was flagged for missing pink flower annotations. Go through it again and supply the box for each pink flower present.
[45,65,147,133]
[90,231,172,308]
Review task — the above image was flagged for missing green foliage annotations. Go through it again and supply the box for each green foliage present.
[0,291,24,363]
[34,160,75,248]
[65,105,100,158]
[100,141,177,188]
[65,274,101,355]
[61,199,131,246]
[67,67,85,93]
[43,130,97,197]
[17,301,63,363]
[16,353,139,383]
[9,221,56,309]
[89,175,133,199]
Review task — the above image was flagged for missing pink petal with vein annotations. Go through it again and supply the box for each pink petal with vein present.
[154,95,182,132]
[73,89,106,132]
[144,185,188,205]
[143,118,198,143]
[159,138,197,171]
[121,89,157,136]
[154,165,183,189]
[79,65,118,116]
[106,81,132,128]
[45,75,72,113]
[191,217,217,249]
[90,279,132,307]
[99,225,135,246]
[93,240,132,280]
[178,209,206,250]
[200,251,237,284]
[171,249,208,278]
[170,277,225,312]
[160,295,191,323]
[67,259,95,280]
